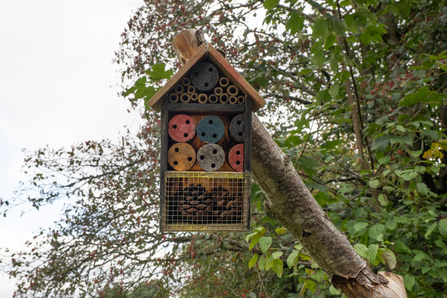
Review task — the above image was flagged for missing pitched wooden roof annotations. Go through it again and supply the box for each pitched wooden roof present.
[147,44,266,112]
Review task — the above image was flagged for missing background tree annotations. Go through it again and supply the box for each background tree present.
[2,0,447,297]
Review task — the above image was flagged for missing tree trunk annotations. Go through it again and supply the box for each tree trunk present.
[171,29,408,298]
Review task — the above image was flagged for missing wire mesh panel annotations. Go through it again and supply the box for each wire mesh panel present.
[162,171,250,232]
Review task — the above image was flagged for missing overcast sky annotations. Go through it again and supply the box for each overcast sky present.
[0,1,144,296]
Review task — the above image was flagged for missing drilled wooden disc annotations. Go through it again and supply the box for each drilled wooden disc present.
[190,62,219,91]
[228,144,244,172]
[197,144,225,172]
[168,143,196,171]
[197,115,224,144]
[168,114,196,142]
[229,113,245,143]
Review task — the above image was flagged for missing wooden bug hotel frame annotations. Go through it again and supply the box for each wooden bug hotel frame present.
[148,30,265,232]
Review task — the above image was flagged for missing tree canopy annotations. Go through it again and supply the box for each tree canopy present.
[2,0,447,297]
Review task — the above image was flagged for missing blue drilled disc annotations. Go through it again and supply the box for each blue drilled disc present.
[197,115,225,144]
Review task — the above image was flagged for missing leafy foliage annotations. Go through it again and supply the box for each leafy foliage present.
[2,0,447,297]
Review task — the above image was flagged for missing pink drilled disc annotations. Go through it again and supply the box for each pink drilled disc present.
[168,114,196,142]
[228,144,244,172]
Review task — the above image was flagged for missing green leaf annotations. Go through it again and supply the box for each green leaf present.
[369,224,385,240]
[404,275,415,291]
[359,24,387,44]
[311,41,325,67]
[371,135,390,151]
[369,179,379,189]
[258,254,266,270]
[316,89,331,105]
[354,222,369,232]
[439,219,447,238]
[378,156,391,165]
[378,194,389,206]
[249,253,258,269]
[399,86,445,107]
[425,222,437,239]
[420,130,440,140]
[145,63,173,81]
[249,233,261,251]
[259,237,272,253]
[381,248,397,269]
[386,219,397,230]
[329,83,340,98]
[263,0,279,9]
[394,241,412,254]
[329,285,341,295]
[275,228,286,235]
[367,244,379,265]
[312,18,329,42]
[272,259,283,278]
[354,243,369,258]
[417,183,429,195]
[287,250,299,268]
[286,13,305,35]
[265,255,274,271]
[413,252,426,262]
[272,251,283,260]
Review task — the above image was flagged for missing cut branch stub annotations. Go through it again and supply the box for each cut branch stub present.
[172,29,204,65]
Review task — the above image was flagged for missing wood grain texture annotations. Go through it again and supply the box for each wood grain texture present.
[197,144,225,171]
[228,144,244,172]
[172,29,201,65]
[229,113,245,143]
[190,62,219,91]
[168,114,196,142]
[197,115,225,144]
[168,143,196,171]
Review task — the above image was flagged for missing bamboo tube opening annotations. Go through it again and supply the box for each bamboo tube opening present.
[180,93,191,103]
[208,94,219,103]
[237,95,245,104]
[219,93,229,104]
[227,85,239,96]
[190,93,198,101]
[214,87,223,96]
[219,77,230,88]
[187,85,196,94]
[169,93,179,103]
[198,93,208,104]
[174,84,184,94]
[229,96,238,104]
[182,77,191,86]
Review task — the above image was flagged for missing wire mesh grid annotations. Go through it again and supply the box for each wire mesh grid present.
[162,171,250,232]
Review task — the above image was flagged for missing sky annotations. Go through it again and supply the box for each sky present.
[0,0,144,296]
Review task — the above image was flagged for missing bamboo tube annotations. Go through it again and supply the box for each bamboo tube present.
[229,96,238,104]
[227,85,239,96]
[182,77,191,86]
[208,94,218,103]
[219,93,229,104]
[219,77,230,88]
[198,93,208,104]
[180,93,191,103]
[169,93,179,103]
[190,93,198,102]
[214,87,223,96]
[187,85,196,94]
[174,84,184,94]
[237,95,245,104]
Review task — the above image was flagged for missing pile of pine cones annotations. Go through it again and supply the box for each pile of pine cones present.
[168,184,243,224]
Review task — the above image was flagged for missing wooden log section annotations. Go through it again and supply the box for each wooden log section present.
[168,143,196,171]
[237,95,245,104]
[169,93,179,103]
[187,85,196,94]
[219,93,229,104]
[168,114,196,143]
[197,115,225,144]
[174,84,184,94]
[198,93,208,104]
[229,96,237,104]
[208,94,219,103]
[228,144,244,172]
[214,87,223,96]
[190,93,198,102]
[229,113,245,143]
[227,85,239,96]
[172,29,203,65]
[180,93,191,103]
[182,77,191,86]
[197,144,225,171]
[219,76,230,87]
[191,62,219,92]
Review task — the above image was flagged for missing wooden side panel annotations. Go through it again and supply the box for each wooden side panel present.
[159,99,169,232]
